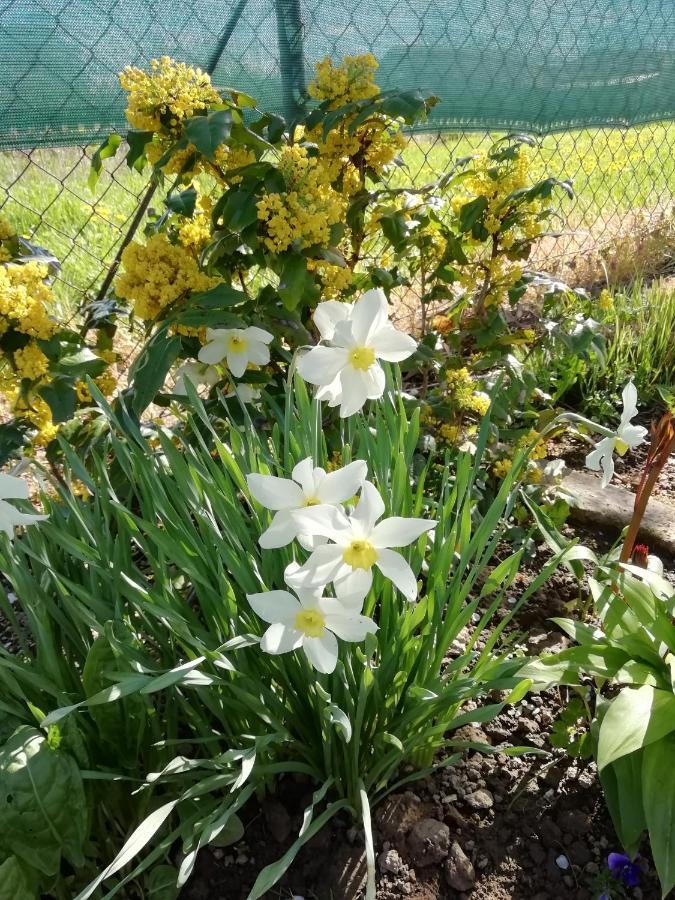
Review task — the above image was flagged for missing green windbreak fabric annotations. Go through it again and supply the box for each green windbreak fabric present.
[2,0,675,150]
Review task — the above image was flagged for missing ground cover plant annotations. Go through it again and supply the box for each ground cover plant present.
[0,52,673,900]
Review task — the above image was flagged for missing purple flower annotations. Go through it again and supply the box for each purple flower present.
[608,851,641,887]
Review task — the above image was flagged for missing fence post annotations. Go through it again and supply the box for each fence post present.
[275,0,306,122]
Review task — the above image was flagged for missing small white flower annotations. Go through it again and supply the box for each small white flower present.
[288,481,436,602]
[173,360,220,395]
[226,383,261,404]
[0,473,47,539]
[198,326,273,377]
[246,582,377,674]
[247,457,367,550]
[297,289,417,418]
[585,382,648,487]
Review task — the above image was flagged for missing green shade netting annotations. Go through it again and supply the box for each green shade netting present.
[2,0,675,150]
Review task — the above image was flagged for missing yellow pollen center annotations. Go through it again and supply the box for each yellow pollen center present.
[304,496,321,506]
[227,335,248,353]
[294,608,325,638]
[343,539,378,570]
[615,437,629,456]
[348,346,376,371]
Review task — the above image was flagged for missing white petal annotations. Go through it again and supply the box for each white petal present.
[227,350,249,378]
[292,457,318,496]
[260,622,303,654]
[246,342,271,366]
[247,589,301,623]
[198,340,228,365]
[297,531,328,551]
[350,288,388,345]
[376,548,419,601]
[619,423,648,449]
[316,374,343,405]
[303,631,339,673]
[0,473,30,501]
[323,609,378,641]
[259,509,299,549]
[316,460,367,504]
[371,323,417,362]
[585,437,616,487]
[334,566,373,603]
[297,346,349,387]
[620,381,639,425]
[243,326,273,344]
[350,481,384,534]
[362,364,386,400]
[334,581,368,610]
[290,504,352,542]
[371,516,436,549]
[338,368,370,417]
[285,545,346,588]
[314,300,352,341]
[247,473,305,510]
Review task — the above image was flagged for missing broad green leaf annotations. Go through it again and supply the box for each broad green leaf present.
[54,348,107,378]
[38,376,77,424]
[0,855,35,900]
[165,186,198,217]
[146,864,180,899]
[89,133,121,190]
[185,110,233,160]
[597,685,675,771]
[126,327,182,415]
[126,130,154,171]
[278,255,319,310]
[458,196,488,233]
[642,734,675,896]
[0,726,87,875]
[599,753,645,857]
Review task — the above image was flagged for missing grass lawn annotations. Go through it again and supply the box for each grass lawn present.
[1,122,675,310]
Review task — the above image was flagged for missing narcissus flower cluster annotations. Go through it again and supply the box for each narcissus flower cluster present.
[246,458,435,672]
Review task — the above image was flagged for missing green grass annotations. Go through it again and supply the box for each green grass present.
[577,280,675,416]
[2,122,675,313]
[400,122,675,224]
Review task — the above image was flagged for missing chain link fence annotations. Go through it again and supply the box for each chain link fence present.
[2,123,675,312]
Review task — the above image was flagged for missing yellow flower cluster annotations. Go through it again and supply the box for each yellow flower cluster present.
[13,342,50,380]
[0,261,57,340]
[492,458,512,479]
[116,232,220,320]
[452,149,543,309]
[256,146,345,253]
[0,215,14,262]
[307,258,353,298]
[517,429,548,460]
[178,197,214,253]
[597,288,614,313]
[120,56,221,133]
[444,367,490,416]
[308,53,380,108]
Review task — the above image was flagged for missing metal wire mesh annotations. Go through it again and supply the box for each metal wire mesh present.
[2,123,675,312]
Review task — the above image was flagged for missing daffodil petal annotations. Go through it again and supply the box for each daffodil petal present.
[334,566,372,602]
[371,516,436,549]
[297,346,349,387]
[246,473,305,510]
[375,548,419,601]
[371,323,417,362]
[198,341,228,365]
[339,368,370,417]
[316,460,367,504]
[226,350,249,378]
[260,622,303,654]
[243,326,273,344]
[247,590,301,623]
[285,544,346,588]
[351,481,385,533]
[0,473,30,501]
[259,509,299,549]
[324,610,378,641]
[314,300,352,341]
[350,288,388,344]
[303,632,338,673]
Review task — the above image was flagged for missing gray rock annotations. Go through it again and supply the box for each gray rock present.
[378,848,405,875]
[464,789,494,810]
[563,471,675,553]
[407,818,451,866]
[445,841,476,891]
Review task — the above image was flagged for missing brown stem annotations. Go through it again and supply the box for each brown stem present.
[619,412,675,563]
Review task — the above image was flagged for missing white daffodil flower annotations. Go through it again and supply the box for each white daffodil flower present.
[247,457,367,550]
[246,583,377,674]
[287,481,436,602]
[297,288,417,418]
[198,326,273,377]
[585,381,648,487]
[173,360,220,395]
[0,473,47,539]
[225,383,262,404]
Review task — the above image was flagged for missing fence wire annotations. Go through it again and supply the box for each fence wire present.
[2,123,675,313]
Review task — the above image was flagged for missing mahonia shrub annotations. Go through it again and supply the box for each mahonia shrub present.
[0,219,119,460]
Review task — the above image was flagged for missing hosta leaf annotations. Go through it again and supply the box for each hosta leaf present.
[0,726,87,875]
[0,855,36,900]
[597,685,675,771]
[642,734,675,896]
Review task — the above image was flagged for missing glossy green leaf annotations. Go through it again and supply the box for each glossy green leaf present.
[598,685,675,771]
[642,734,675,896]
